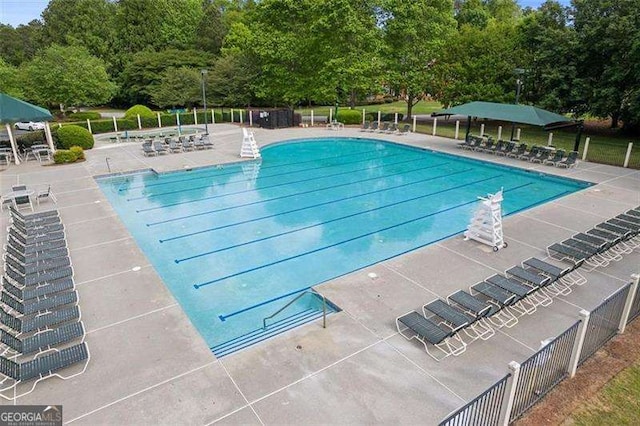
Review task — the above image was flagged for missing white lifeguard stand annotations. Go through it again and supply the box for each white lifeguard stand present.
[463,188,507,251]
[240,128,261,159]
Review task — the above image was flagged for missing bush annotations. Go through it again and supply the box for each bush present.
[336,109,362,125]
[57,125,94,149]
[68,111,101,120]
[15,131,47,149]
[69,146,85,160]
[53,150,78,164]
[124,105,155,119]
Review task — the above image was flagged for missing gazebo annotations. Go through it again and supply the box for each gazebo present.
[432,101,583,151]
[0,93,55,165]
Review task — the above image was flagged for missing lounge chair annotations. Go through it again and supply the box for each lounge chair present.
[368,122,379,132]
[490,140,506,155]
[7,236,67,255]
[484,275,538,314]
[504,267,554,306]
[522,257,584,290]
[1,290,78,316]
[573,232,624,261]
[193,138,205,150]
[1,322,84,356]
[447,290,509,329]
[0,342,89,400]
[529,148,551,163]
[561,238,611,266]
[507,143,527,158]
[153,141,168,155]
[423,299,493,341]
[182,139,195,151]
[398,124,411,135]
[201,135,214,149]
[360,121,370,131]
[8,228,65,246]
[387,123,399,133]
[9,205,58,223]
[142,143,156,157]
[547,242,594,270]
[0,305,80,335]
[12,220,64,237]
[5,265,74,288]
[556,151,578,168]
[4,245,68,266]
[543,149,566,166]
[378,122,390,132]
[3,276,75,301]
[4,255,71,276]
[168,140,182,153]
[497,141,517,157]
[457,137,473,149]
[518,146,541,161]
[396,311,465,361]
[469,282,519,328]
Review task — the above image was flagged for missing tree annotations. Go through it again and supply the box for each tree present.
[573,0,640,130]
[381,0,457,118]
[0,21,44,66]
[0,58,23,98]
[516,1,579,113]
[149,67,202,108]
[196,2,227,54]
[209,53,259,107]
[41,0,117,64]
[20,45,116,109]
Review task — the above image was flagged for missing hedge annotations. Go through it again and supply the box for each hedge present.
[57,125,94,149]
[69,146,85,160]
[53,150,78,164]
[68,111,101,120]
[336,109,362,125]
[125,105,155,119]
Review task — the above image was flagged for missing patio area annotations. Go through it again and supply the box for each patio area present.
[0,123,638,425]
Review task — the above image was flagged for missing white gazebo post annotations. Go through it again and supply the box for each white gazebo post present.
[44,122,56,153]
[480,123,485,136]
[516,128,521,140]
[455,120,460,140]
[6,123,20,165]
[547,132,554,146]
[497,126,502,141]
[157,112,162,128]
[432,118,437,136]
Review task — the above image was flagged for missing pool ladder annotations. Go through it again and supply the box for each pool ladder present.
[262,289,328,330]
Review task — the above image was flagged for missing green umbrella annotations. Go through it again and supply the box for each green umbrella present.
[0,93,54,165]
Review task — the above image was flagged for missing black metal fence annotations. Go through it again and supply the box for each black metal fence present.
[439,374,510,426]
[578,283,631,366]
[627,283,640,323]
[509,321,580,421]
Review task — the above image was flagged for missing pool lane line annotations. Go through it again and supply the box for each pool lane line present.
[121,147,384,192]
[217,286,309,322]
[504,189,575,216]
[177,173,502,263]
[191,181,533,289]
[147,161,454,226]
[161,168,474,243]
[126,151,411,201]
[136,159,450,214]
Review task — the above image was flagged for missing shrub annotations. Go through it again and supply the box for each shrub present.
[124,105,155,119]
[53,149,78,164]
[15,131,46,149]
[57,125,94,149]
[69,146,85,160]
[68,111,101,120]
[336,109,362,125]
[85,119,115,133]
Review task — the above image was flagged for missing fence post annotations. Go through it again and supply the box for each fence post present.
[193,108,198,125]
[412,115,417,133]
[231,109,234,123]
[362,109,365,125]
[568,310,590,378]
[377,111,381,126]
[480,123,485,136]
[240,110,243,124]
[137,114,142,130]
[454,120,460,140]
[547,132,554,146]
[516,128,521,140]
[497,125,502,141]
[623,142,633,168]
[582,137,590,160]
[249,110,253,127]
[329,108,332,123]
[499,361,521,426]
[112,116,118,133]
[86,119,92,134]
[432,118,437,136]
[618,274,639,333]
[311,110,314,126]
[176,113,181,135]
[394,112,398,124]
[157,112,162,128]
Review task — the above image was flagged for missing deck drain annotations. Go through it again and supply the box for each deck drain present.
[367,272,378,279]
[295,345,302,350]
[132,266,141,272]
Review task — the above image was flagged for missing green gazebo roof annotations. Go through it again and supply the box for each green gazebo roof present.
[0,93,53,124]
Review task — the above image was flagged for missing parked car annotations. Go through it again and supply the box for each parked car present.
[14,121,46,131]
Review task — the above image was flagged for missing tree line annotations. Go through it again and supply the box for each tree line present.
[0,0,638,132]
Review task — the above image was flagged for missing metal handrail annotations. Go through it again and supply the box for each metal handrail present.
[262,289,327,330]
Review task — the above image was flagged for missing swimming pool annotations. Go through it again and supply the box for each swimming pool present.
[97,137,590,356]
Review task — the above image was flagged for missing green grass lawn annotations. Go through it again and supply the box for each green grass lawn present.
[295,100,443,117]
[567,360,640,425]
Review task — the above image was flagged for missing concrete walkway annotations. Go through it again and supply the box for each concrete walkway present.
[0,124,638,425]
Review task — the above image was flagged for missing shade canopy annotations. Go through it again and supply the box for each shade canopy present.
[433,101,575,129]
[0,93,53,124]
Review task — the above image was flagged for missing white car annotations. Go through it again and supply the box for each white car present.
[14,121,46,131]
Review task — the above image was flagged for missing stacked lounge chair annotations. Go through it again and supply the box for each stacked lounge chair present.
[398,206,640,361]
[0,206,89,400]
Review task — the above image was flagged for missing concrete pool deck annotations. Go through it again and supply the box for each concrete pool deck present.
[0,124,638,424]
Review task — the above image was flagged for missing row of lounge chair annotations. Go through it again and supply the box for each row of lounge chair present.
[458,135,578,168]
[397,206,640,361]
[142,134,213,157]
[360,121,411,135]
[0,206,88,399]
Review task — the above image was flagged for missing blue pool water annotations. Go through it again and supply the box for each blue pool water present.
[97,138,590,355]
